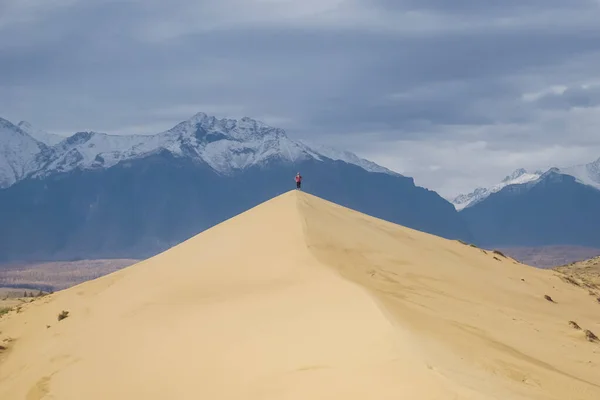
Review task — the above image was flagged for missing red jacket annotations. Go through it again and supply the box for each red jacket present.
[295,175,302,182]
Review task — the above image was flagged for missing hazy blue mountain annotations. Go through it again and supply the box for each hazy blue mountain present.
[452,157,600,210]
[451,168,542,211]
[461,169,600,248]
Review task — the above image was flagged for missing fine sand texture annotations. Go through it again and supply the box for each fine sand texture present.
[1,191,599,399]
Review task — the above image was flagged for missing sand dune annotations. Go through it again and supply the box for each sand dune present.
[1,190,599,399]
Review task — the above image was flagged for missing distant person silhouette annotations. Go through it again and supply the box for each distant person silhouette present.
[295,172,302,190]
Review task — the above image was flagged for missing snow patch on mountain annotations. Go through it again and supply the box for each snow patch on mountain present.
[298,140,400,176]
[451,168,542,210]
[559,157,600,190]
[36,131,164,175]
[0,118,48,188]
[160,113,318,173]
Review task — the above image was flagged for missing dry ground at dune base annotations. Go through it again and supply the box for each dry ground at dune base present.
[0,292,49,320]
[0,288,40,298]
[499,245,600,269]
[1,191,600,400]
[0,259,139,292]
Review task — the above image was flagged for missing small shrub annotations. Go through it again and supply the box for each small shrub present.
[458,240,479,248]
[596,297,600,304]
[584,330,598,342]
[0,308,11,317]
[544,295,554,302]
[561,276,581,287]
[493,256,501,261]
[568,321,581,330]
[493,250,506,258]
[57,311,69,321]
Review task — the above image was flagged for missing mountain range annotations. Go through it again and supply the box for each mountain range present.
[451,168,544,211]
[451,159,600,210]
[2,112,600,262]
[0,113,394,190]
[0,113,470,262]
[460,167,600,248]
[446,158,600,249]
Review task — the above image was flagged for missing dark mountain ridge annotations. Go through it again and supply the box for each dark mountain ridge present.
[461,169,600,248]
[0,149,471,262]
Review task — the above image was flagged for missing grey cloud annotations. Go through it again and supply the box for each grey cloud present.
[1,0,600,194]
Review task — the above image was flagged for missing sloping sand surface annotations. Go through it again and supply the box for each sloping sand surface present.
[1,191,599,399]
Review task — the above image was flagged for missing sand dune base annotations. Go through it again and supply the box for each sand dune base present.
[1,191,599,399]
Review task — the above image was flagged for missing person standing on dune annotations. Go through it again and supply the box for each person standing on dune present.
[295,172,302,190]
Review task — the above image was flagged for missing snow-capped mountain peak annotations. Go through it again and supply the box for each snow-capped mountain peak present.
[167,113,285,142]
[0,113,398,188]
[501,168,542,186]
[502,168,527,182]
[559,157,600,189]
[452,158,600,211]
[451,168,542,210]
[159,114,314,172]
[38,130,166,175]
[0,118,48,188]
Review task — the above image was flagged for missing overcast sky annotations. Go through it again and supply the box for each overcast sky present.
[2,0,600,198]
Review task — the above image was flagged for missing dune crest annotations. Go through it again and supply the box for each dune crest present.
[1,190,599,399]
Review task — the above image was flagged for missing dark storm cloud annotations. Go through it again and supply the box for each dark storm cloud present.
[1,0,600,196]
